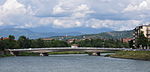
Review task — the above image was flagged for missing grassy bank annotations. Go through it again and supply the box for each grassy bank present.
[48,51,87,55]
[0,52,39,57]
[0,51,14,57]
[0,54,14,57]
[48,51,115,55]
[18,52,39,56]
[110,51,150,61]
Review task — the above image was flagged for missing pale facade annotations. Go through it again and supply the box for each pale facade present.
[133,25,150,49]
[134,25,150,38]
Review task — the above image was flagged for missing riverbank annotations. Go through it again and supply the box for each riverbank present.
[19,52,39,56]
[0,51,13,57]
[110,51,150,61]
[0,54,14,57]
[48,51,87,55]
[0,52,39,57]
[1,51,87,57]
[48,51,115,55]
[0,51,115,57]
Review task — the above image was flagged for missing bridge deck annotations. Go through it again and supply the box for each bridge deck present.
[6,47,126,52]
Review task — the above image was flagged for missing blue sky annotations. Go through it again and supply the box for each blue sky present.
[0,0,150,32]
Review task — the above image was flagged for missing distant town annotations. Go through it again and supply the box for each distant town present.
[0,24,150,61]
[0,24,150,50]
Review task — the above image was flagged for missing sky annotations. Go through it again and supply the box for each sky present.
[0,0,150,32]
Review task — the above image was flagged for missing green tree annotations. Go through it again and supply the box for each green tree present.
[75,39,128,48]
[136,32,148,48]
[0,35,19,50]
[129,40,134,48]
[8,35,19,49]
[9,35,15,40]
[0,40,7,50]
[37,39,44,47]
[18,36,31,48]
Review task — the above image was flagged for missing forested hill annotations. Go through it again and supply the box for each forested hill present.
[51,30,134,40]
[81,30,133,39]
[0,28,133,39]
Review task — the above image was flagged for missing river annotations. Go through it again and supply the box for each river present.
[0,54,150,72]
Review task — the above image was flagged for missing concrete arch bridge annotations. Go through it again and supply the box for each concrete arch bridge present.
[6,47,127,56]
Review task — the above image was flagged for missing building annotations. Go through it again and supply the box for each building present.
[122,38,132,43]
[71,44,79,48]
[0,37,9,40]
[134,25,150,38]
[41,38,54,41]
[67,39,81,43]
[67,39,75,43]
[133,24,150,49]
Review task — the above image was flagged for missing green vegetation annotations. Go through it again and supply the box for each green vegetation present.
[75,39,129,48]
[0,35,129,57]
[18,52,39,56]
[0,35,69,51]
[132,32,149,49]
[0,54,14,57]
[0,35,20,50]
[110,51,150,60]
[80,30,133,39]
[0,35,129,51]
[51,30,133,40]
[128,31,150,49]
[48,51,87,55]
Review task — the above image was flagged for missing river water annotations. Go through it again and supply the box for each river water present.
[0,54,150,72]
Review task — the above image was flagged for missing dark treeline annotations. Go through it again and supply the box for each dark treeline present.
[73,39,129,48]
[0,35,129,51]
[0,35,69,50]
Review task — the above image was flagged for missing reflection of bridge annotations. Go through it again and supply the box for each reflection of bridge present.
[6,47,128,56]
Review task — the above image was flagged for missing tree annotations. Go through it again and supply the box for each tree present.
[8,35,19,49]
[0,40,7,50]
[0,35,19,50]
[136,32,148,48]
[18,36,31,48]
[9,35,15,40]
[129,40,134,48]
[37,39,44,47]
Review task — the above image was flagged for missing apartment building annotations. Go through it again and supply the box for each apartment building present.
[134,25,150,38]
[133,24,150,49]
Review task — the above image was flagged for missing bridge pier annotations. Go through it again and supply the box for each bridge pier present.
[9,51,20,56]
[89,52,101,56]
[39,53,48,56]
[10,51,15,55]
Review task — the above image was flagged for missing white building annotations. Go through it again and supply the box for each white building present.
[71,44,79,48]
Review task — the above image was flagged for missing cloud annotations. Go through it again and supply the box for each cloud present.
[0,0,51,28]
[86,19,142,31]
[52,0,94,18]
[51,0,95,28]
[0,0,27,16]
[0,0,27,26]
[0,0,149,31]
[72,4,95,18]
[124,0,150,12]
[53,18,82,28]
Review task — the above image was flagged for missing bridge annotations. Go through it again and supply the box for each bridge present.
[5,47,130,56]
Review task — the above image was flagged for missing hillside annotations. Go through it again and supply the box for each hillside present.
[0,28,133,39]
[0,28,83,39]
[50,30,133,40]
[81,30,133,39]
